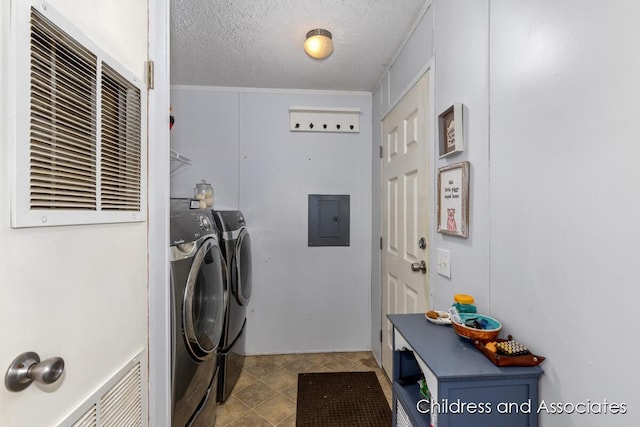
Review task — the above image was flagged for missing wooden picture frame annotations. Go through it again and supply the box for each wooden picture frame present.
[438,103,464,158]
[437,161,470,238]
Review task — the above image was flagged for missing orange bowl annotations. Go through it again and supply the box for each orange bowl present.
[451,313,502,341]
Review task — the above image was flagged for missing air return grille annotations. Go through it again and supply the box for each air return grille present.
[29,9,98,210]
[58,350,146,427]
[12,3,145,228]
[100,362,143,427]
[69,406,97,427]
[100,63,142,211]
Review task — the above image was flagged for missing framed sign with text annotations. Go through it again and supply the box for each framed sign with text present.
[437,161,470,238]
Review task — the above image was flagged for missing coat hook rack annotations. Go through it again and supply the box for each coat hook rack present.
[289,106,360,133]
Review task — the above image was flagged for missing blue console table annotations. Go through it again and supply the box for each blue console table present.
[388,313,543,427]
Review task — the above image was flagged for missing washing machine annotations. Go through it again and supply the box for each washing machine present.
[212,210,252,403]
[170,203,226,426]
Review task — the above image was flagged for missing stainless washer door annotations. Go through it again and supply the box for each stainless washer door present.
[183,238,225,361]
[233,229,252,306]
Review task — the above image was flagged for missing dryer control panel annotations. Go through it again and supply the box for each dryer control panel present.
[198,214,212,231]
[170,208,217,246]
[213,210,245,232]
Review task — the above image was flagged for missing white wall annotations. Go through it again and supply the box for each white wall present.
[0,1,149,425]
[388,5,434,108]
[431,0,491,311]
[490,1,638,425]
[171,87,373,354]
[373,0,639,425]
[170,88,240,208]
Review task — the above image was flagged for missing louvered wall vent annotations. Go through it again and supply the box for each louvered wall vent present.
[70,406,97,427]
[100,361,143,427]
[58,349,147,427]
[11,1,146,227]
[100,63,142,211]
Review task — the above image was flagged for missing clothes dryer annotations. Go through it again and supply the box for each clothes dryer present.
[212,210,252,402]
[170,204,226,426]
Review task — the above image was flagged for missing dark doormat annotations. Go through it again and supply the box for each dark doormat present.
[296,371,391,427]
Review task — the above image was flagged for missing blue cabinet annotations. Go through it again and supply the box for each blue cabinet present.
[388,314,543,427]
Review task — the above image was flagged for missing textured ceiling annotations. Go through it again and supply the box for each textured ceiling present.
[170,0,427,91]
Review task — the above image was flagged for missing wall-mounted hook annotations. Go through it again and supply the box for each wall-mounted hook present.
[290,107,360,133]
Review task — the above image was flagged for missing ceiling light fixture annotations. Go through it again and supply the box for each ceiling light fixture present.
[304,29,333,59]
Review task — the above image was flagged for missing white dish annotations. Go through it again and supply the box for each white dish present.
[425,310,452,325]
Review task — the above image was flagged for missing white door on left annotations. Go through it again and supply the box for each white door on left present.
[0,1,151,425]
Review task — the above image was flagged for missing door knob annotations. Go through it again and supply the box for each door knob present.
[410,260,427,274]
[5,352,65,392]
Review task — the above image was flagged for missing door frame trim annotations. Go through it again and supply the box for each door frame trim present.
[147,0,171,426]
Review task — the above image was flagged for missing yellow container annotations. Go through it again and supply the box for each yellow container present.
[454,294,475,305]
[453,294,476,313]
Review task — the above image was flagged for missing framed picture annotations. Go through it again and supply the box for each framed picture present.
[438,103,464,158]
[437,161,470,238]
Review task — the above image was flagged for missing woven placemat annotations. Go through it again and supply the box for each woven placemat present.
[296,371,391,427]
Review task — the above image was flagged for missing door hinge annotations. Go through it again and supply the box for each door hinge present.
[380,329,383,342]
[146,60,154,89]
[379,145,383,159]
[380,237,383,250]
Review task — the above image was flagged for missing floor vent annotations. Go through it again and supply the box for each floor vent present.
[70,406,97,427]
[58,349,147,427]
[100,362,143,426]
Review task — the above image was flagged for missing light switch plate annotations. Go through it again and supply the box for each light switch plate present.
[437,248,451,278]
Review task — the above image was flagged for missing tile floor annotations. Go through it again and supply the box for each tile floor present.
[214,351,392,426]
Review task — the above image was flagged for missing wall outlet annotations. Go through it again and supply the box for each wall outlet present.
[437,248,451,278]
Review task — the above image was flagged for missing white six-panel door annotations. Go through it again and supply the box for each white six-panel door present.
[381,72,431,377]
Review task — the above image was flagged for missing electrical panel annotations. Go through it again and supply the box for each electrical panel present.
[308,194,350,246]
